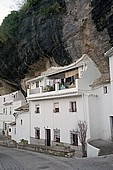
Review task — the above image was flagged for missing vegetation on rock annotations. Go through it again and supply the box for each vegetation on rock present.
[91,0,113,44]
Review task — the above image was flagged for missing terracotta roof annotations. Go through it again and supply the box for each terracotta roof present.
[15,103,29,111]
[91,73,110,88]
[10,121,16,126]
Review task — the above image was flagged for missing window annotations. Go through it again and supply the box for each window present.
[3,98,5,102]
[9,128,11,132]
[21,119,23,125]
[3,108,5,114]
[14,128,16,134]
[53,102,59,113]
[69,101,77,112]
[10,107,11,115]
[35,128,40,139]
[6,108,7,114]
[70,131,78,146]
[103,86,107,94]
[53,129,60,142]
[36,81,39,88]
[35,104,40,113]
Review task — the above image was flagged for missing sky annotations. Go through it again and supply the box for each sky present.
[0,0,22,25]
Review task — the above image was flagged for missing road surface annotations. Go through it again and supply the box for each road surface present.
[0,146,113,170]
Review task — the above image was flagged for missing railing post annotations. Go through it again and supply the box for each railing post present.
[27,89,30,97]
[40,86,43,94]
[55,83,59,92]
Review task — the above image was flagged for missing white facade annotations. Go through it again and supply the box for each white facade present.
[10,111,30,143]
[27,54,101,147]
[86,47,113,142]
[0,90,26,136]
[4,50,113,150]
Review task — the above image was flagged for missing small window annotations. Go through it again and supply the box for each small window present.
[14,128,16,134]
[53,102,59,113]
[53,129,60,142]
[35,128,40,139]
[36,81,39,88]
[6,108,7,115]
[3,98,5,102]
[69,101,77,112]
[3,108,5,114]
[103,86,107,94]
[21,119,23,125]
[70,131,78,146]
[9,128,11,132]
[35,104,40,113]
[10,107,11,115]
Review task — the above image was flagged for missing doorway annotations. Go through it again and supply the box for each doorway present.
[45,129,51,146]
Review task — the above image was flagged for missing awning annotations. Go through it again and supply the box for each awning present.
[65,69,78,78]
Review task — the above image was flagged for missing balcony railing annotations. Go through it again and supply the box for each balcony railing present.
[27,79,79,97]
[29,88,40,94]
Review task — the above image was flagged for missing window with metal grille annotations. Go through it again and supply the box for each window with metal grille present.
[53,102,59,113]
[53,129,60,142]
[69,101,77,112]
[35,128,40,139]
[70,130,78,146]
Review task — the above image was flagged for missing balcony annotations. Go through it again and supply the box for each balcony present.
[29,88,40,95]
[27,79,80,99]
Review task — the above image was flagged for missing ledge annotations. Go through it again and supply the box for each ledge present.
[17,143,75,158]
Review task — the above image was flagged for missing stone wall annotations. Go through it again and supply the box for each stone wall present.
[30,137,82,157]
[17,143,75,158]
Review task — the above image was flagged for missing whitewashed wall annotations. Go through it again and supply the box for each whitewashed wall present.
[12,112,30,143]
[0,91,26,135]
[29,95,90,145]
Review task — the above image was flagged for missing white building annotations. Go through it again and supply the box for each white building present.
[0,90,26,136]
[89,47,113,141]
[9,103,30,143]
[26,54,101,147]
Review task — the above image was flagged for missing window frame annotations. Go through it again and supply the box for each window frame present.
[9,128,11,132]
[69,101,77,112]
[35,128,40,139]
[5,108,7,115]
[53,102,59,113]
[10,107,12,115]
[70,130,78,146]
[3,108,5,114]
[35,104,40,114]
[21,119,23,125]
[103,86,107,94]
[53,129,60,142]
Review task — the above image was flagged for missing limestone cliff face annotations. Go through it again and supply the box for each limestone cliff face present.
[0,0,112,95]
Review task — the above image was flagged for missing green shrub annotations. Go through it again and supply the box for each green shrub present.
[20,139,28,144]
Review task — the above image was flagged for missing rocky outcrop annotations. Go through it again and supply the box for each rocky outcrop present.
[0,0,112,95]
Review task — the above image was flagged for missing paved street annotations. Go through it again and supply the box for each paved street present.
[0,146,113,170]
